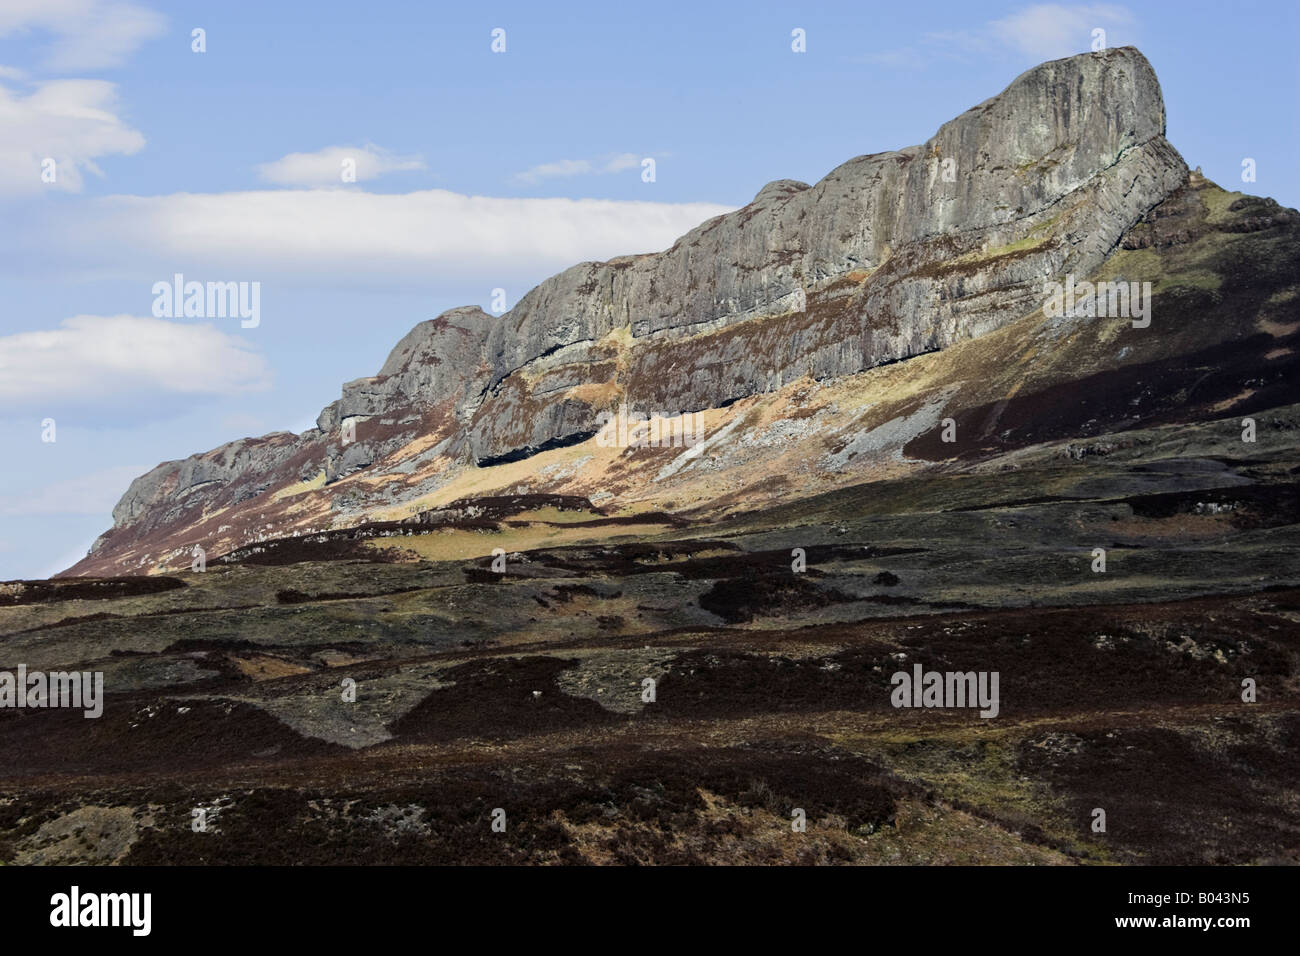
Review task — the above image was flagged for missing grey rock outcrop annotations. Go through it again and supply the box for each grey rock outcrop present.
[90,47,1190,563]
[462,47,1185,460]
[108,432,305,531]
[316,305,494,432]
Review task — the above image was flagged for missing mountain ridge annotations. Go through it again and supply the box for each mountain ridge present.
[67,46,1300,578]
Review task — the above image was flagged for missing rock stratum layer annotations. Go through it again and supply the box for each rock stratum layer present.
[66,47,1300,577]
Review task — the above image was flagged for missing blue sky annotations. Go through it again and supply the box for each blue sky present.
[1,0,1297,579]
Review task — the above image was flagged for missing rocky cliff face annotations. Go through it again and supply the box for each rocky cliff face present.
[463,46,1184,460]
[73,48,1214,575]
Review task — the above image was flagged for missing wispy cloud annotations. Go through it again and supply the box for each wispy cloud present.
[256,143,427,188]
[0,315,271,415]
[0,0,166,71]
[1,464,149,517]
[861,4,1136,68]
[12,189,736,287]
[513,152,642,184]
[854,48,924,69]
[0,77,145,195]
[987,4,1135,60]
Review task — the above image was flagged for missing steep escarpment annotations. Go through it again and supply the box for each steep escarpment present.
[463,46,1184,460]
[69,47,1262,578]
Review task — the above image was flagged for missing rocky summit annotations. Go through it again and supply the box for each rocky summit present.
[69,47,1227,577]
[9,45,1298,867]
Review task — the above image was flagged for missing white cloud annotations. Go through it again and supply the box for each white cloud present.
[0,314,271,412]
[0,77,145,194]
[989,4,1135,60]
[867,4,1136,67]
[0,0,166,71]
[256,143,427,187]
[16,188,736,286]
[514,152,643,184]
[2,464,148,516]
